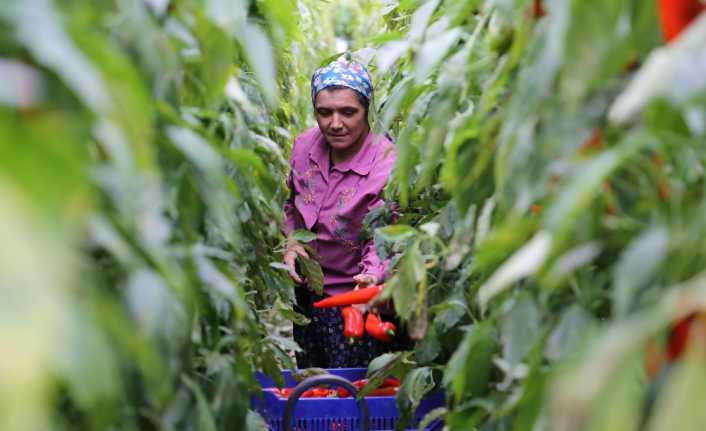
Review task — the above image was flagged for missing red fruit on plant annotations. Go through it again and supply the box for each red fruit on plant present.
[658,0,706,43]
[578,128,604,154]
[667,313,696,361]
[532,0,547,18]
[644,339,665,379]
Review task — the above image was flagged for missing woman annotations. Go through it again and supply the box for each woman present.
[282,57,399,368]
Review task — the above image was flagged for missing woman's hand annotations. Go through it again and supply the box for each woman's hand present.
[353,273,385,314]
[284,237,309,284]
[353,273,378,288]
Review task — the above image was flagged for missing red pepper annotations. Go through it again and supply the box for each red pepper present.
[365,313,396,342]
[578,128,604,154]
[276,388,293,398]
[380,322,396,338]
[532,0,546,18]
[314,388,334,397]
[337,386,399,397]
[337,377,402,397]
[342,306,364,343]
[272,386,338,398]
[338,377,400,398]
[368,386,399,396]
[353,379,367,389]
[658,0,705,43]
[299,387,333,398]
[337,378,367,397]
[313,285,384,308]
[382,377,401,387]
[667,313,696,361]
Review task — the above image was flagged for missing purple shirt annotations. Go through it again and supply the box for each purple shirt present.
[284,127,396,295]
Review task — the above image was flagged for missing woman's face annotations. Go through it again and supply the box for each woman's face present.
[314,88,369,153]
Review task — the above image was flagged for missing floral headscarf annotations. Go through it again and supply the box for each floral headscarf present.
[311,57,373,105]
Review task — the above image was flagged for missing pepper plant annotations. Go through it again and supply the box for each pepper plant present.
[361,0,706,429]
[0,0,338,429]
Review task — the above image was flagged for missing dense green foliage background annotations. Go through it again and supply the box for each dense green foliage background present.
[2,0,706,430]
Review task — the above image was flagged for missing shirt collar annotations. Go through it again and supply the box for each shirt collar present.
[309,130,379,176]
[337,130,378,175]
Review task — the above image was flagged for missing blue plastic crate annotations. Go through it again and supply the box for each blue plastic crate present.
[252,368,444,431]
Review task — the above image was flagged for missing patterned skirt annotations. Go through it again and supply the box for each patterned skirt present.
[294,288,410,369]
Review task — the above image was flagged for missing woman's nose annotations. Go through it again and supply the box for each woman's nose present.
[331,113,343,129]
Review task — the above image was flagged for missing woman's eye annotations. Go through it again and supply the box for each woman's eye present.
[317,109,331,116]
[342,110,355,117]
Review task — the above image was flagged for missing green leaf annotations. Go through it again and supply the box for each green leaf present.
[545,305,591,362]
[275,298,310,326]
[544,241,602,287]
[584,354,645,431]
[443,321,496,400]
[291,229,318,243]
[377,224,417,242]
[511,362,547,431]
[258,345,285,389]
[414,96,456,194]
[545,131,655,251]
[613,226,669,317]
[226,148,278,198]
[167,126,224,180]
[367,352,400,377]
[398,367,435,410]
[377,40,410,72]
[362,352,414,398]
[396,367,436,430]
[393,241,425,319]
[269,262,291,271]
[297,254,324,295]
[245,410,269,431]
[500,295,541,370]
[417,407,447,431]
[431,299,467,332]
[477,231,552,313]
[408,0,440,42]
[414,324,441,363]
[238,22,278,107]
[11,0,110,112]
[414,28,462,83]
[646,352,706,430]
[609,14,706,124]
[182,375,218,431]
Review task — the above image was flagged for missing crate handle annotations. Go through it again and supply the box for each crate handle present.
[283,374,369,431]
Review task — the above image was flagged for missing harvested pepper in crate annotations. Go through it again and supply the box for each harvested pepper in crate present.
[336,377,401,398]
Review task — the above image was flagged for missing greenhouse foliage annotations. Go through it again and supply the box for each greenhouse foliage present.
[2,0,706,430]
